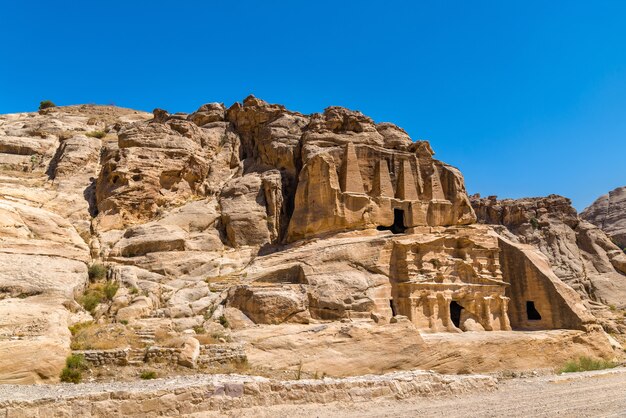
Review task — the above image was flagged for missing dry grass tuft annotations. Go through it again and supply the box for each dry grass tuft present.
[70,322,141,350]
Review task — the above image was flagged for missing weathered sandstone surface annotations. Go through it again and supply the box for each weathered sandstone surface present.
[582,186,626,250]
[0,370,496,417]
[471,194,626,333]
[0,100,622,384]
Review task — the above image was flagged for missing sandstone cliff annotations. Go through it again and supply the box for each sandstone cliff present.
[0,99,619,384]
[582,186,626,251]
[471,194,626,332]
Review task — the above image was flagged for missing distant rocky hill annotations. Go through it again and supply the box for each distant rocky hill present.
[582,186,626,251]
[0,98,621,384]
[471,194,626,333]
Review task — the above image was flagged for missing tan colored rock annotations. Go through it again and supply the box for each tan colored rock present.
[95,109,237,230]
[582,186,626,250]
[0,297,73,384]
[237,320,425,376]
[0,101,619,384]
[227,285,310,324]
[472,194,626,313]
[178,337,200,368]
[222,307,255,330]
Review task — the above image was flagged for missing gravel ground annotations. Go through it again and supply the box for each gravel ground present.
[1,368,625,417]
[207,367,626,418]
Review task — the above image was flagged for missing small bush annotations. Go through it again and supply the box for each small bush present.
[39,100,56,111]
[560,356,616,373]
[219,315,229,328]
[60,354,86,384]
[140,370,157,380]
[192,325,205,334]
[530,217,540,229]
[60,367,82,384]
[85,130,106,139]
[103,281,119,300]
[80,289,103,313]
[130,287,139,295]
[120,319,128,325]
[88,264,107,281]
[69,321,94,336]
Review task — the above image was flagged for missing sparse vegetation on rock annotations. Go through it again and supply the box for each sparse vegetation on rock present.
[38,100,56,111]
[88,263,107,281]
[85,130,106,139]
[60,354,86,383]
[560,356,616,373]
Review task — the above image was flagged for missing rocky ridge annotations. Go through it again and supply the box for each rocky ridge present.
[471,194,626,333]
[0,99,621,384]
[582,186,626,250]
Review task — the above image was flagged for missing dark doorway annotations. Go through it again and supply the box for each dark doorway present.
[377,209,407,234]
[526,301,542,320]
[450,301,464,328]
[389,299,397,316]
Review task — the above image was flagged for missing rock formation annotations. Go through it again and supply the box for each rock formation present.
[582,186,626,250]
[471,194,626,332]
[0,99,620,384]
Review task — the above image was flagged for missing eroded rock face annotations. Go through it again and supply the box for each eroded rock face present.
[287,110,476,241]
[0,101,619,384]
[471,194,626,332]
[582,186,626,250]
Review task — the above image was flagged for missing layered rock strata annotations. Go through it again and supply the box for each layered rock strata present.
[0,100,619,383]
[582,186,626,250]
[471,194,626,333]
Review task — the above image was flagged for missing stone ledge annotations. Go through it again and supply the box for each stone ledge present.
[0,370,496,416]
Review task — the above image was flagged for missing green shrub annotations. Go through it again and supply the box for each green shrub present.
[85,130,106,139]
[130,287,139,295]
[88,264,107,281]
[530,217,540,229]
[120,319,128,325]
[140,370,157,380]
[560,356,616,373]
[80,288,104,313]
[60,354,86,383]
[219,315,229,328]
[39,100,56,111]
[60,367,82,384]
[68,321,94,336]
[193,325,205,334]
[103,281,119,300]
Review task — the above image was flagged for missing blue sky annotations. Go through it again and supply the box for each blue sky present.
[1,1,625,210]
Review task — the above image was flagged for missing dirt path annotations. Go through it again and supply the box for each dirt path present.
[220,368,626,418]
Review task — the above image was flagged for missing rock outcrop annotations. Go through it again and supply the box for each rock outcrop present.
[471,194,626,332]
[582,186,626,250]
[0,100,620,384]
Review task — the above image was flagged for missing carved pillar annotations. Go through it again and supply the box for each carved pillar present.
[340,143,365,194]
[482,296,494,331]
[373,159,394,198]
[430,164,446,200]
[395,159,419,201]
[440,293,453,331]
[427,294,438,331]
[500,295,512,331]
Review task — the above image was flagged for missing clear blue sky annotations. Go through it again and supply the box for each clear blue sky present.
[2,1,625,210]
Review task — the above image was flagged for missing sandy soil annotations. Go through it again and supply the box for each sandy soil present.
[214,367,626,418]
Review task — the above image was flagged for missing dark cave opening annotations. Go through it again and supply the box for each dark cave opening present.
[377,209,407,234]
